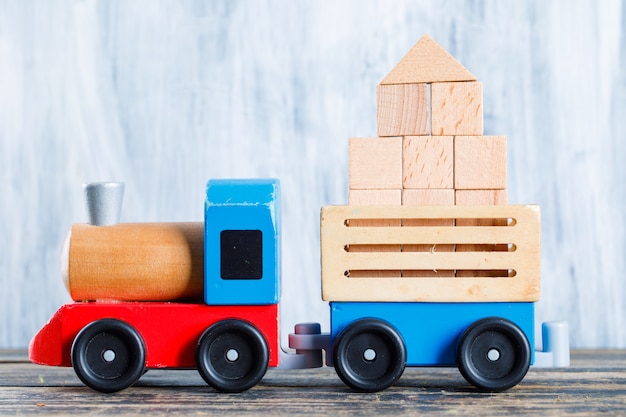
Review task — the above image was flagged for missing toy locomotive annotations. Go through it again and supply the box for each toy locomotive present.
[30,179,568,393]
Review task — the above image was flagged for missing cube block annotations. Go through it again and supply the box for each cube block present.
[377,83,429,137]
[403,135,453,189]
[349,137,402,189]
[431,82,483,136]
[454,136,507,190]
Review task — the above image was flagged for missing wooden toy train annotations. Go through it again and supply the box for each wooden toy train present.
[30,35,569,394]
[29,179,569,393]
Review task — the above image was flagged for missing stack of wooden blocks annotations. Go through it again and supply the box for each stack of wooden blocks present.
[348,35,508,277]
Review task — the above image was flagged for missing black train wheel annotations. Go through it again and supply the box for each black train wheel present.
[457,317,531,392]
[71,319,146,393]
[333,319,406,392]
[196,319,269,393]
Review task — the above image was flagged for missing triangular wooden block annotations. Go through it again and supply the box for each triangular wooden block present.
[381,35,476,85]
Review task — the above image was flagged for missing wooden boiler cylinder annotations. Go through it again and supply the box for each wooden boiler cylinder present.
[61,222,204,302]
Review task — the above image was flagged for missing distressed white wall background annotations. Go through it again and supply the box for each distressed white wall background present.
[0,0,624,349]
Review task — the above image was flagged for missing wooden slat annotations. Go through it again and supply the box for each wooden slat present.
[340,251,526,271]
[341,225,526,245]
[325,204,538,220]
[347,189,402,277]
[401,189,455,277]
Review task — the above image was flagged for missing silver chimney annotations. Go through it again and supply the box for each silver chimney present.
[83,182,125,226]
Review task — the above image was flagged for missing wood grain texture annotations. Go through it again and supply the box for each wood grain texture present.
[321,205,540,302]
[454,135,507,189]
[348,137,402,189]
[65,223,204,302]
[376,83,429,137]
[455,190,509,276]
[1,1,625,349]
[401,189,455,277]
[455,189,508,206]
[347,189,401,278]
[431,82,484,136]
[348,189,402,206]
[380,34,476,84]
[1,350,626,416]
[402,189,455,206]
[402,135,454,189]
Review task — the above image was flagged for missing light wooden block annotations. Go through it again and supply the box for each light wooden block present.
[349,137,402,189]
[402,189,455,206]
[454,135,507,189]
[455,189,508,206]
[402,189,455,277]
[377,84,429,137]
[402,136,453,189]
[380,35,477,85]
[348,189,402,277]
[349,189,402,206]
[431,82,483,136]
[455,189,508,276]
[321,205,541,302]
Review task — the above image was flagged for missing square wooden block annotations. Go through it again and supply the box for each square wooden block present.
[403,135,453,189]
[377,83,429,137]
[454,135,507,189]
[431,81,483,136]
[349,137,402,189]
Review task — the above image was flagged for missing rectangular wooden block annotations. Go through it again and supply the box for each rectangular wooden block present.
[349,137,402,189]
[402,189,455,277]
[349,189,402,206]
[455,189,508,206]
[402,135,453,189]
[402,189,455,206]
[454,135,507,189]
[377,83,429,137]
[347,189,402,277]
[320,205,541,302]
[455,189,508,276]
[431,81,483,136]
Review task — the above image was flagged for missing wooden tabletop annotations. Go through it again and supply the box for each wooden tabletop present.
[1,350,625,416]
